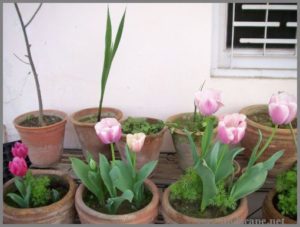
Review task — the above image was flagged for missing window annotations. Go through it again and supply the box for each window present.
[211,3,297,78]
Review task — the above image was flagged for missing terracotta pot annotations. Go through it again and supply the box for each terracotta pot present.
[240,105,297,176]
[262,189,296,224]
[71,107,123,161]
[115,117,167,169]
[161,186,248,224]
[166,112,217,170]
[14,109,67,167]
[3,169,77,224]
[75,179,159,224]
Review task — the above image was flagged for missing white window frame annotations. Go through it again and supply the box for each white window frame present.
[211,3,297,79]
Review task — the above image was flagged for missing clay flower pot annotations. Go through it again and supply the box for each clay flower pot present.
[115,117,167,170]
[14,109,67,167]
[240,105,297,176]
[166,112,217,170]
[161,186,248,224]
[3,169,77,224]
[75,179,159,224]
[262,189,296,224]
[71,107,123,161]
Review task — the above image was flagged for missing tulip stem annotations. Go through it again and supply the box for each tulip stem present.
[255,124,278,162]
[289,123,297,150]
[133,152,137,170]
[110,143,115,163]
[193,104,197,122]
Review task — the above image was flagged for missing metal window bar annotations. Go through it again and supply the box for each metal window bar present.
[229,3,297,68]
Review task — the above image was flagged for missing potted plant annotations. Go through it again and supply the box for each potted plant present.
[262,164,297,224]
[115,117,167,170]
[70,118,159,224]
[71,8,125,161]
[162,111,284,224]
[12,3,67,167]
[166,84,223,170]
[3,142,77,224]
[240,92,297,176]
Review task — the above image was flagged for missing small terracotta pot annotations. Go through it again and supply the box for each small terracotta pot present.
[14,109,67,167]
[262,189,296,224]
[75,179,159,224]
[3,169,77,224]
[115,117,167,170]
[71,107,123,161]
[166,112,217,170]
[161,186,248,224]
[240,105,297,176]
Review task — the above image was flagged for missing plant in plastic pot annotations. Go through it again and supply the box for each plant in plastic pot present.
[12,3,67,167]
[161,112,284,224]
[71,118,159,224]
[71,7,125,161]
[262,163,297,224]
[166,83,222,170]
[115,117,167,170]
[3,142,77,224]
[240,91,297,176]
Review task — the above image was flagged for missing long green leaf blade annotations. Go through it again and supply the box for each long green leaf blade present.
[184,129,199,166]
[111,9,126,60]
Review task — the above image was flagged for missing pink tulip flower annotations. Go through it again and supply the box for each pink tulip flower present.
[217,113,247,145]
[268,92,297,125]
[95,118,122,144]
[126,133,146,153]
[194,89,223,116]
[11,142,28,159]
[9,157,28,177]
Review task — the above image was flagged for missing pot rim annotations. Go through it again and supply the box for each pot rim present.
[264,188,297,223]
[240,104,297,134]
[166,112,218,136]
[75,179,159,220]
[13,109,68,131]
[120,116,168,138]
[162,186,248,223]
[3,169,76,215]
[70,107,123,127]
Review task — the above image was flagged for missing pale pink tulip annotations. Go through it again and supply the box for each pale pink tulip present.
[9,157,28,177]
[217,113,247,145]
[11,142,28,159]
[194,89,223,116]
[268,92,297,125]
[95,118,122,144]
[126,133,146,153]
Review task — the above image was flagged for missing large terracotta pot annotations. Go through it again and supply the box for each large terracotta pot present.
[3,169,77,224]
[240,105,297,176]
[14,109,67,167]
[161,186,248,224]
[75,179,159,224]
[71,107,123,161]
[115,117,167,169]
[166,112,217,170]
[262,189,297,224]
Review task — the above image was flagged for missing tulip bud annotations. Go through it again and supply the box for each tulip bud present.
[9,157,28,177]
[217,113,247,145]
[126,133,146,153]
[89,158,97,171]
[11,142,28,159]
[268,92,297,125]
[95,118,122,144]
[194,89,223,116]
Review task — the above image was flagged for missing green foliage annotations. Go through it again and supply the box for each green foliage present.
[122,117,165,135]
[275,165,297,218]
[30,176,51,207]
[170,168,202,202]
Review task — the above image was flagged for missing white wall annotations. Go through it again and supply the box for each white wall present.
[3,3,297,151]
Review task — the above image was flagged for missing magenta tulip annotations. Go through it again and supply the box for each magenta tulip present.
[95,118,122,144]
[126,133,146,153]
[9,157,28,177]
[268,92,297,125]
[217,113,247,145]
[194,89,223,116]
[11,142,28,159]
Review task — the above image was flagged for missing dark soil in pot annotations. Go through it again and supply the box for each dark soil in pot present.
[78,112,118,123]
[83,186,152,215]
[18,115,62,127]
